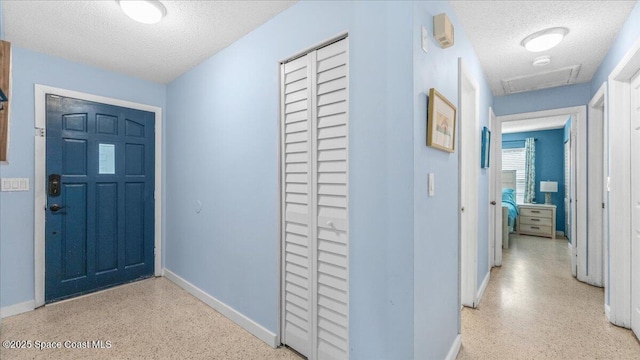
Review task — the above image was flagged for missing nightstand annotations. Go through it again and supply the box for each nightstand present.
[517,203,556,239]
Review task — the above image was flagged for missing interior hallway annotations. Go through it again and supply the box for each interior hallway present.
[458,234,640,359]
[0,278,302,360]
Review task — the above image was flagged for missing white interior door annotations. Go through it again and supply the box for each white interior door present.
[459,59,478,308]
[314,39,349,360]
[585,89,606,287]
[281,53,313,357]
[281,37,349,360]
[564,138,571,241]
[490,108,502,266]
[630,70,640,339]
[570,125,578,277]
[603,96,610,305]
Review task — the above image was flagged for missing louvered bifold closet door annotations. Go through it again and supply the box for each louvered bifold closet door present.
[312,39,349,360]
[281,53,313,357]
[281,37,348,360]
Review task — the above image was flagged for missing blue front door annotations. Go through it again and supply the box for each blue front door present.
[45,95,155,302]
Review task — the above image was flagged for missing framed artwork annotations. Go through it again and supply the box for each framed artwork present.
[481,126,491,168]
[427,88,457,152]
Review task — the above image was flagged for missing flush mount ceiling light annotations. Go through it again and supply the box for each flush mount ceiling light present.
[533,55,551,67]
[118,0,166,24]
[521,27,568,52]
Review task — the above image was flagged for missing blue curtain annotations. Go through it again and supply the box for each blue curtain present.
[524,138,536,203]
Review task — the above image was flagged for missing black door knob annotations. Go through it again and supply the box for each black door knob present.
[49,204,66,212]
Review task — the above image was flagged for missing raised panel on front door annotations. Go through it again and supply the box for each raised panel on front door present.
[61,183,87,281]
[125,144,145,175]
[124,183,145,267]
[95,183,118,273]
[62,139,87,175]
[96,114,118,135]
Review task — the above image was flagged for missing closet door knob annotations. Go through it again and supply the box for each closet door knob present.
[490,201,497,205]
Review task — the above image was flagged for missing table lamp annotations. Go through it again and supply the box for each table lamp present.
[540,181,558,205]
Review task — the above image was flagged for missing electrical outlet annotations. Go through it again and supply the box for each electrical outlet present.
[1,178,11,191]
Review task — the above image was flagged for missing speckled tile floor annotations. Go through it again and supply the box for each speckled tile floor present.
[0,278,302,360]
[458,234,640,359]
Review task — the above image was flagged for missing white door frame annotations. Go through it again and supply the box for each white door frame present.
[608,36,640,328]
[459,58,480,308]
[570,124,578,277]
[34,84,163,307]
[495,106,587,273]
[585,83,607,288]
[489,107,502,267]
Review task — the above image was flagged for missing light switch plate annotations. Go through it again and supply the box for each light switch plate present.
[1,178,11,191]
[1,178,30,191]
[428,173,435,196]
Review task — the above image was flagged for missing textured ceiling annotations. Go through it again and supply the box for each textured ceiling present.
[3,0,296,84]
[451,0,637,96]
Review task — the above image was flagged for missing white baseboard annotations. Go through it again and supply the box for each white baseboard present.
[445,334,462,360]
[556,231,565,237]
[476,271,490,307]
[163,268,278,348]
[605,304,611,321]
[1,300,36,319]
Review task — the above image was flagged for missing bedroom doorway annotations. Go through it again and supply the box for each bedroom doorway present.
[493,106,588,278]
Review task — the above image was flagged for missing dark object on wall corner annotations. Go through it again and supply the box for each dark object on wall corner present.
[481,126,491,168]
[0,87,8,109]
[0,40,11,162]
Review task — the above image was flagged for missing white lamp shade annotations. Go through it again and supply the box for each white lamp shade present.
[540,181,558,193]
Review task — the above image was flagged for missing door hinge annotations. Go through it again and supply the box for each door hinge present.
[35,127,45,137]
[602,202,605,209]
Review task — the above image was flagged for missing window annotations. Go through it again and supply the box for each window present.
[502,147,526,204]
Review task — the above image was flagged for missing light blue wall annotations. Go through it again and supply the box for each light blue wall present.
[0,46,166,308]
[165,1,416,358]
[590,0,640,96]
[502,129,565,232]
[493,83,591,117]
[413,2,493,358]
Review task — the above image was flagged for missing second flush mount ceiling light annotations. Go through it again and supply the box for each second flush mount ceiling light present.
[521,27,568,52]
[118,0,166,24]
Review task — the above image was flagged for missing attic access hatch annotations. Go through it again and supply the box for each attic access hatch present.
[501,64,582,94]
